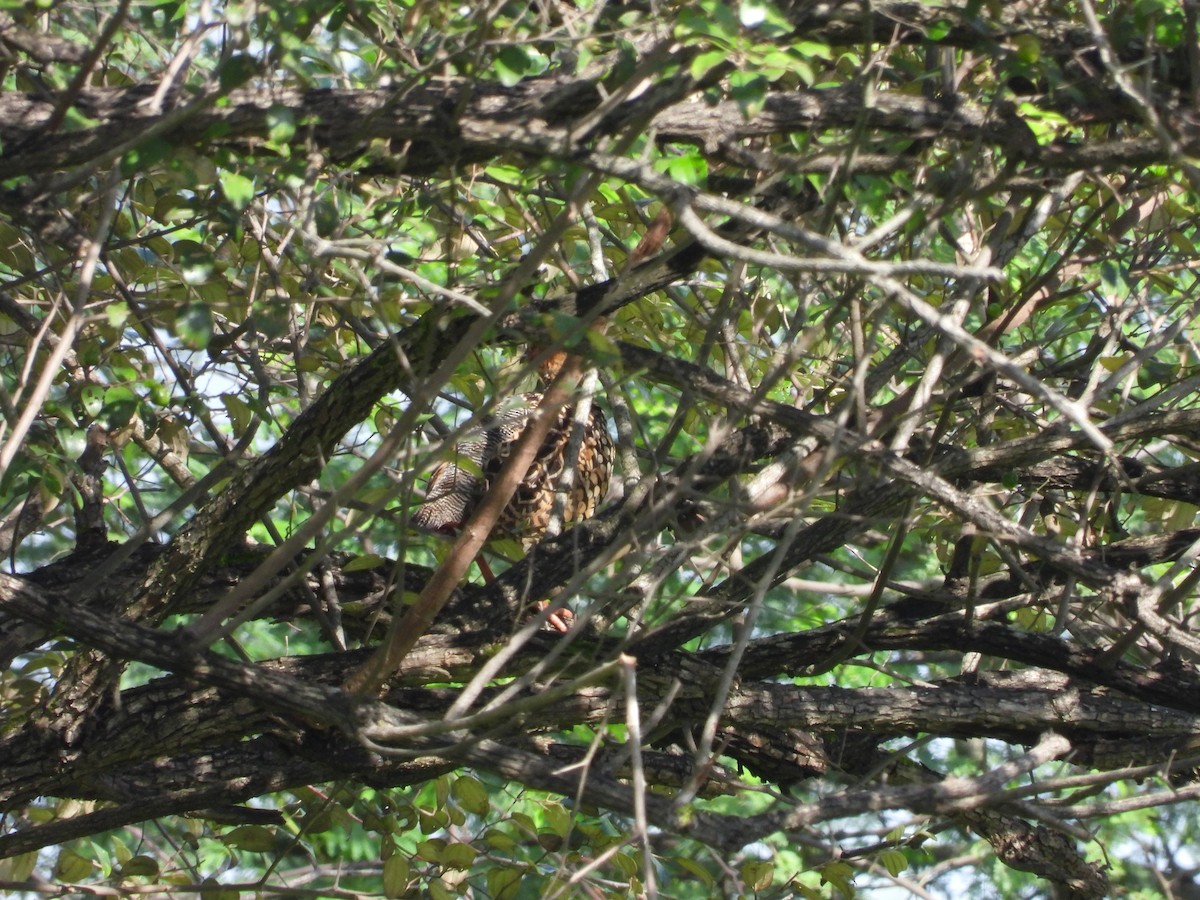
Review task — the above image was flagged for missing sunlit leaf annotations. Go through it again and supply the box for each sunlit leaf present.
[222,825,276,852]
[219,171,255,210]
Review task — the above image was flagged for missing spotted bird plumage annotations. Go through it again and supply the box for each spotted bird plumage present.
[413,391,613,546]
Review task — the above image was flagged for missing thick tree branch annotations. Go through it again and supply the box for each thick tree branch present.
[1,62,1194,187]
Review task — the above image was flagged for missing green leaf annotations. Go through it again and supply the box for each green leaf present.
[54,848,94,882]
[820,859,855,895]
[102,385,140,429]
[177,303,214,350]
[344,554,387,572]
[487,867,523,900]
[221,393,255,435]
[757,48,813,83]
[879,848,909,877]
[382,854,410,899]
[219,171,255,211]
[218,52,257,91]
[154,194,198,223]
[675,4,740,44]
[80,383,105,418]
[728,71,768,118]
[434,773,451,808]
[741,859,774,891]
[660,152,708,185]
[222,825,276,852]
[266,104,296,144]
[793,39,833,59]
[676,857,714,886]
[63,106,100,131]
[121,137,173,176]
[415,839,445,862]
[451,774,490,817]
[0,850,37,882]
[171,238,216,283]
[439,842,477,869]
[927,18,952,40]
[485,827,518,852]
[1012,33,1041,63]
[105,302,130,329]
[494,45,531,87]
[1100,259,1128,296]
[541,800,571,837]
[1016,101,1071,144]
[690,49,728,81]
[611,851,638,879]
[118,855,160,877]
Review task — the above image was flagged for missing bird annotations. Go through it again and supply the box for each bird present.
[412,352,614,627]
